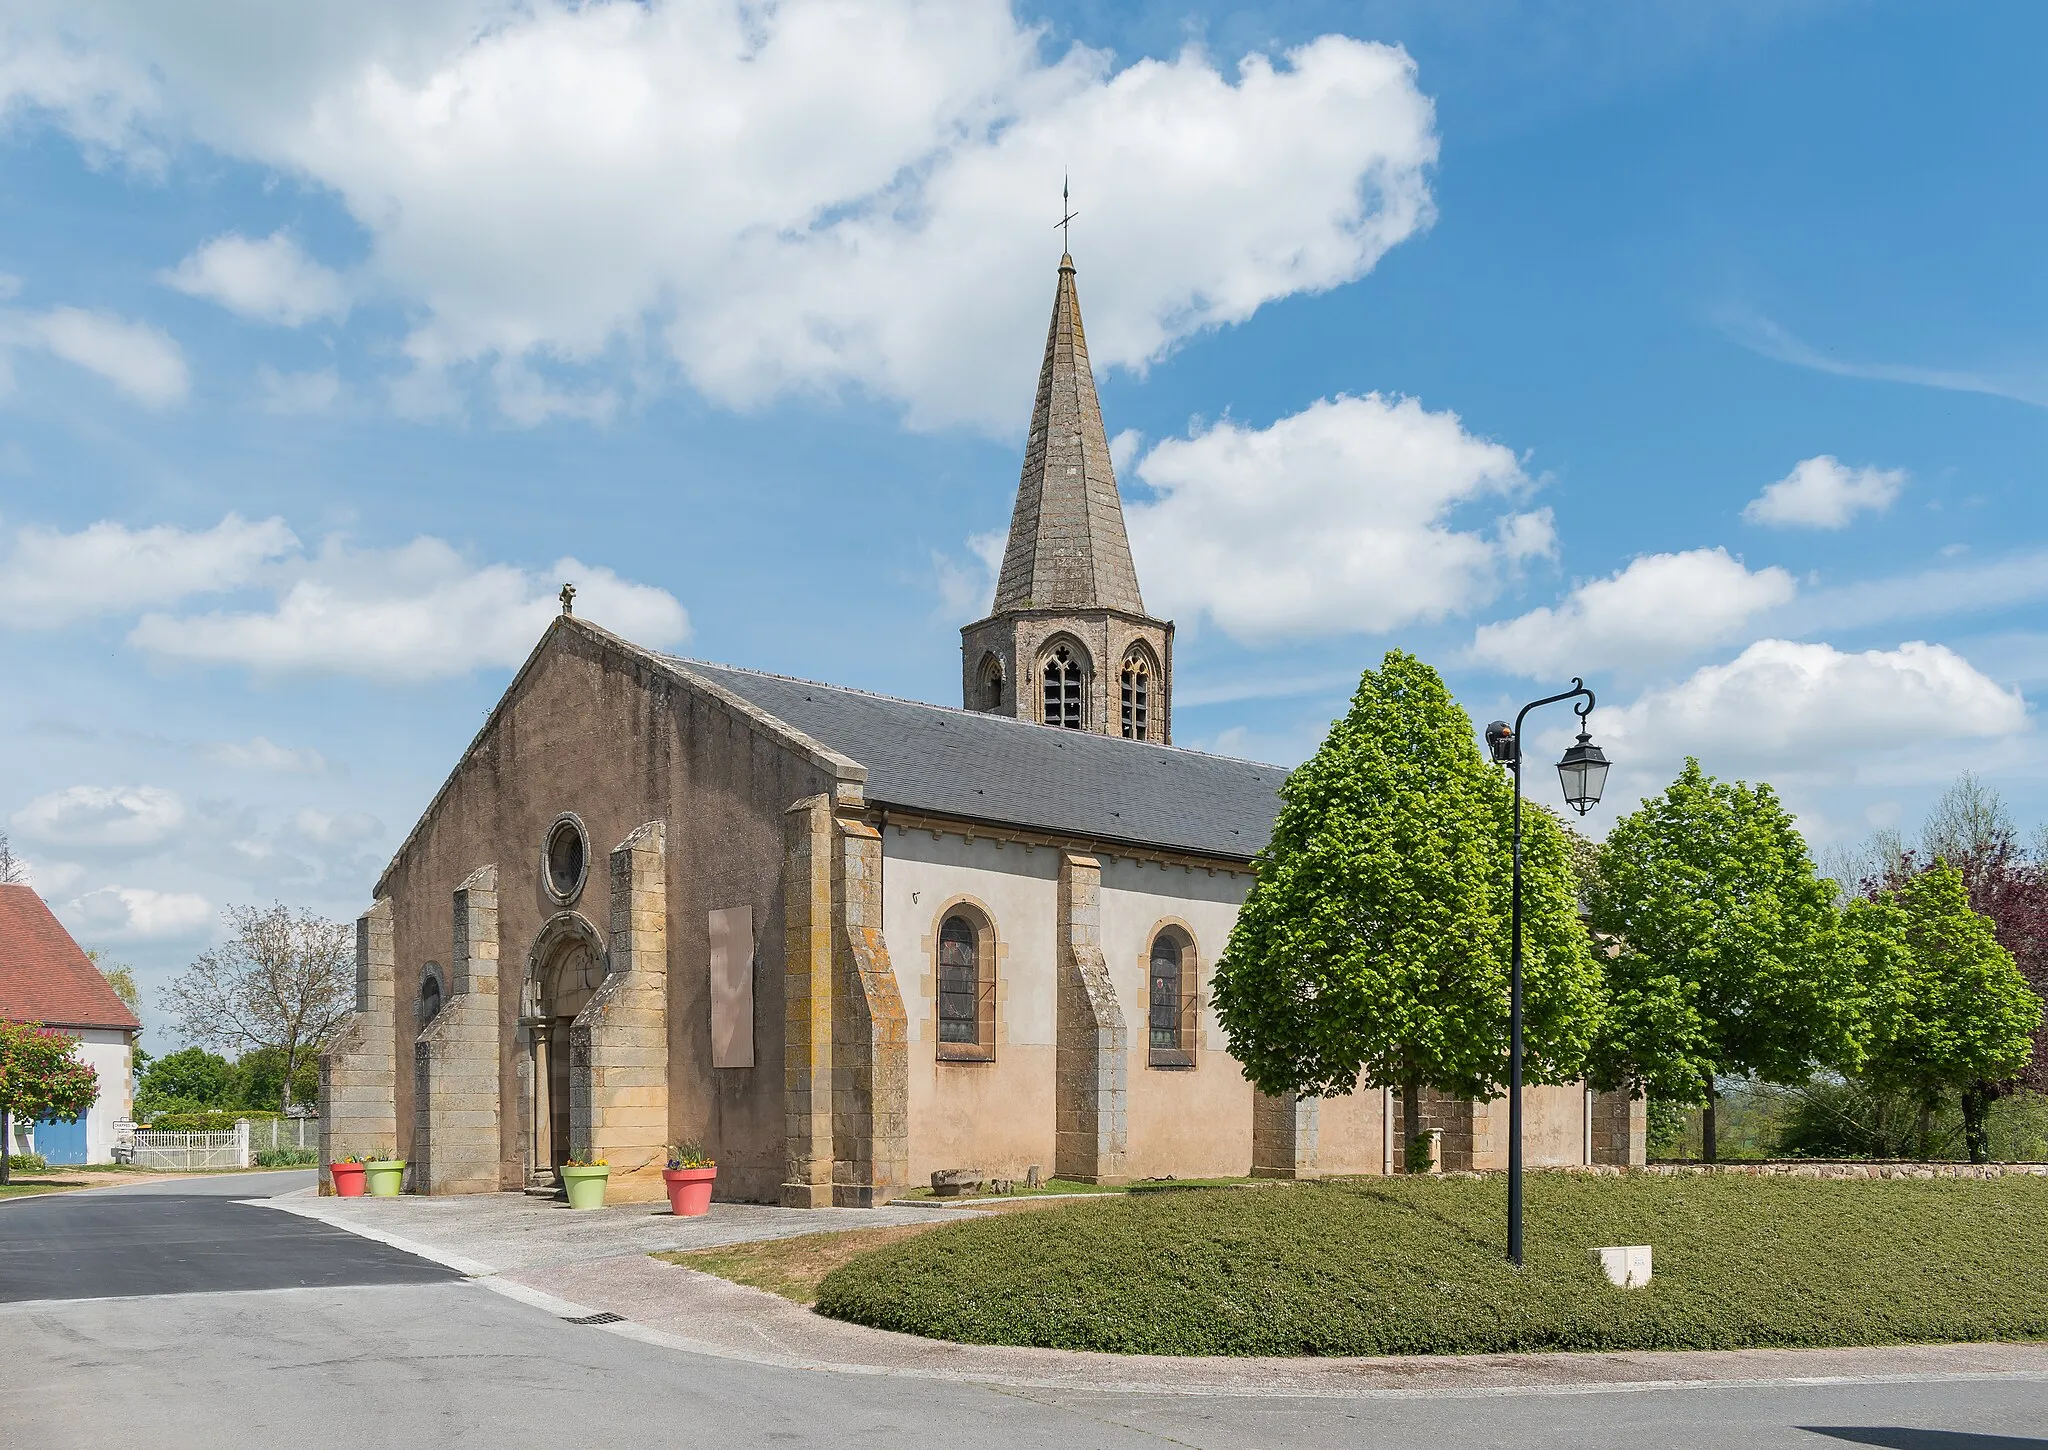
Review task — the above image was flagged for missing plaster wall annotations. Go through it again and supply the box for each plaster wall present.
[882,826,1060,1184]
[1099,855,1254,1179]
[374,625,838,1201]
[76,1029,133,1164]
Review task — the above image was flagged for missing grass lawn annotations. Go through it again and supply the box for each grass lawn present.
[810,1174,2048,1356]
[0,1178,77,1198]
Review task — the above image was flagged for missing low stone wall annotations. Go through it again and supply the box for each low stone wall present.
[1644,1160,2048,1180]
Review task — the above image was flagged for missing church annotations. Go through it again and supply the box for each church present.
[320,253,1644,1204]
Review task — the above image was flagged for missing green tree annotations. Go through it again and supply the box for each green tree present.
[1212,651,1600,1153]
[85,949,141,1022]
[0,1022,99,1185]
[1848,860,2042,1163]
[136,1046,237,1111]
[1588,759,1864,1160]
[233,1046,318,1113]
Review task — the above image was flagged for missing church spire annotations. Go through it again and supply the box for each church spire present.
[990,253,1146,615]
[961,249,1174,743]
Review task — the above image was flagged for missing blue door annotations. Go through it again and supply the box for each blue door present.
[36,1114,88,1165]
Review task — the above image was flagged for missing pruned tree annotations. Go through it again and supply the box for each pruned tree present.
[1212,651,1601,1155]
[1848,860,2041,1163]
[0,1022,98,1184]
[0,832,23,885]
[1587,759,1865,1160]
[160,904,353,1114]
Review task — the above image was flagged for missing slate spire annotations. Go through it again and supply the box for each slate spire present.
[990,254,1146,614]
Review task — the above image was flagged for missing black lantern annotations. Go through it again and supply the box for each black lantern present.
[1555,730,1609,815]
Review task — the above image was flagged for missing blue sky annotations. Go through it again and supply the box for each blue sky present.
[5,1,2047,1040]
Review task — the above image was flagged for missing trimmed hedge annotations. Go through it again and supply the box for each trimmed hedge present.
[140,1110,282,1132]
[814,1174,2048,1356]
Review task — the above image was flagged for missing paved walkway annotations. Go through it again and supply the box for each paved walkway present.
[261,1187,965,1274]
[254,1188,2048,1400]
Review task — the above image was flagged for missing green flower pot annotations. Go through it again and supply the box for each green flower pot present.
[364,1159,405,1197]
[561,1164,610,1210]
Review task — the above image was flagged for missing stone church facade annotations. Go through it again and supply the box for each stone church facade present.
[321,254,1644,1204]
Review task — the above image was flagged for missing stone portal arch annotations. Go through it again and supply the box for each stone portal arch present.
[521,911,605,1179]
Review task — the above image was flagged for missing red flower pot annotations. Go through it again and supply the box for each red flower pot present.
[330,1163,367,1197]
[663,1166,716,1216]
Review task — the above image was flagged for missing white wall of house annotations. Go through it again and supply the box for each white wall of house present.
[17,1028,134,1164]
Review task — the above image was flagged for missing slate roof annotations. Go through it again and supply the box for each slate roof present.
[0,884,142,1032]
[674,660,1287,861]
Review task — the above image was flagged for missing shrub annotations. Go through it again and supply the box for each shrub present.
[254,1147,317,1167]
[815,1175,2048,1357]
[141,1109,280,1132]
[6,1152,46,1172]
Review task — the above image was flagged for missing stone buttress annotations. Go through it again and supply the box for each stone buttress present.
[319,898,398,1190]
[1055,851,1128,1183]
[568,821,669,1201]
[412,866,502,1194]
[779,794,909,1208]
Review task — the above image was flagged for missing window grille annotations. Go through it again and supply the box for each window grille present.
[1042,645,1084,728]
[1120,653,1151,740]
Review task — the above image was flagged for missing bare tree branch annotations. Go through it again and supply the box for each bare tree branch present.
[160,903,354,1112]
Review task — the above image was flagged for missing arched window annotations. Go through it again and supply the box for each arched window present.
[979,653,1006,711]
[1041,644,1085,729]
[1147,929,1196,1068]
[1120,650,1152,740]
[935,909,995,1061]
[418,967,444,1030]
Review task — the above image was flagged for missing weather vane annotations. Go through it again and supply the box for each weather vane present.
[1055,171,1078,254]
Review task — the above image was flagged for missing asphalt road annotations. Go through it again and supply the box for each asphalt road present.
[0,1174,2043,1450]
[0,1170,454,1302]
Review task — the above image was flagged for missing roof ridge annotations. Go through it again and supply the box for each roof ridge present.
[667,656,1283,770]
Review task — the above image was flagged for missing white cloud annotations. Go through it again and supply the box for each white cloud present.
[1744,455,1906,529]
[257,364,340,414]
[1590,639,2027,771]
[130,538,688,681]
[1,3,1438,430]
[11,785,187,852]
[164,230,348,326]
[5,306,189,405]
[206,737,327,774]
[60,885,212,942]
[1126,393,1552,642]
[932,530,1007,621]
[1471,547,1797,678]
[0,514,298,627]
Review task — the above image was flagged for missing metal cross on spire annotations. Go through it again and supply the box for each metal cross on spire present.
[1055,172,1078,254]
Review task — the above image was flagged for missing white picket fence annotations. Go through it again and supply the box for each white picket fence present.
[122,1117,320,1170]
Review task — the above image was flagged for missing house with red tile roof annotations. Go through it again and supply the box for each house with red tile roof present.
[0,883,142,1164]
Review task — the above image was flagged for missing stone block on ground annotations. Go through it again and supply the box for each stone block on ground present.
[1591,1245,1652,1288]
[931,1168,983,1197]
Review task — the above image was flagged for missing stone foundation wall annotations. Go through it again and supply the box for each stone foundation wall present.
[1645,1160,2048,1179]
[413,867,502,1194]
[570,822,669,1202]
[319,899,398,1190]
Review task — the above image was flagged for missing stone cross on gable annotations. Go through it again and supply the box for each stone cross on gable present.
[559,582,576,617]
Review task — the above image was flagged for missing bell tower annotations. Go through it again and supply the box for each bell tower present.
[961,252,1173,742]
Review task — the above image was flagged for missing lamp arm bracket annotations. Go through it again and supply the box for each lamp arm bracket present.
[1512,679,1596,743]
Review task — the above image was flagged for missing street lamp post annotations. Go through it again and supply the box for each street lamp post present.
[1485,681,1610,1268]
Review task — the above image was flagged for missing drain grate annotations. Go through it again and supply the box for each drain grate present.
[562,1312,625,1325]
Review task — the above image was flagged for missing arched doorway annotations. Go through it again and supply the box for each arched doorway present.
[524,916,606,1178]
